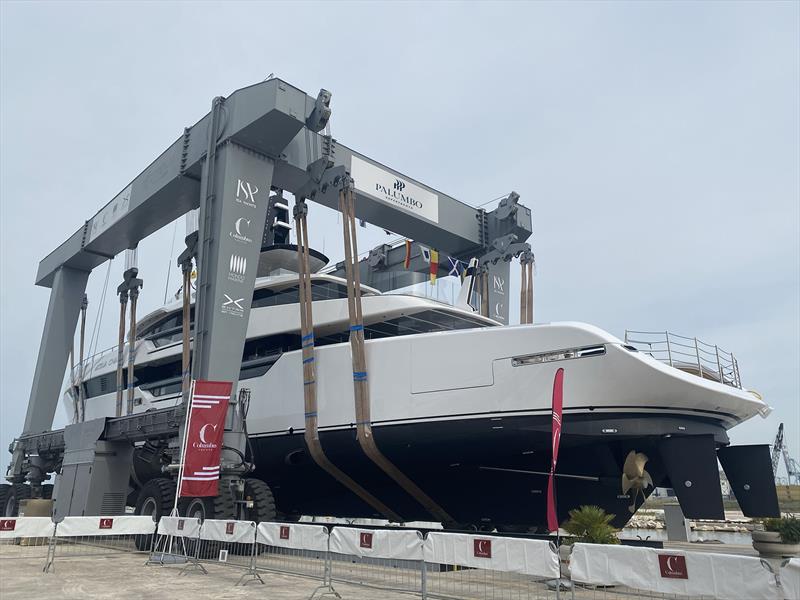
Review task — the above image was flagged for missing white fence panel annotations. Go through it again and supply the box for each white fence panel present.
[256,522,329,552]
[570,543,778,600]
[55,516,156,537]
[198,519,255,544]
[782,558,800,600]
[0,517,55,540]
[157,516,201,538]
[330,527,423,561]
[423,532,559,579]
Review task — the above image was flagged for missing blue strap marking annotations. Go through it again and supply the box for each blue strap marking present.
[302,356,315,364]
[350,324,364,332]
[353,371,367,381]
[302,341,315,349]
[305,411,318,418]
[302,333,314,341]
[304,380,316,386]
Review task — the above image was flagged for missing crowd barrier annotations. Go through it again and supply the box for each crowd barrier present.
[0,516,54,560]
[44,515,157,572]
[2,515,799,599]
[329,526,424,596]
[569,542,793,600]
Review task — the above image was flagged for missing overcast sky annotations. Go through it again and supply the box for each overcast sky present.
[1,1,798,477]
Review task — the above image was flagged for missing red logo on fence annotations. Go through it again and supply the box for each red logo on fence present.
[359,532,373,549]
[99,518,114,530]
[0,519,16,532]
[280,526,290,540]
[658,555,688,579]
[225,522,235,535]
[473,539,492,558]
[177,520,185,531]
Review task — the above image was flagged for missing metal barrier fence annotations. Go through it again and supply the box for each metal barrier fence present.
[329,527,425,596]
[43,515,157,572]
[423,531,561,600]
[0,516,54,561]
[4,516,798,599]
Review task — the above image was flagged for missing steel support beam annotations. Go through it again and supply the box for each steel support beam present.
[8,266,90,481]
[191,138,277,470]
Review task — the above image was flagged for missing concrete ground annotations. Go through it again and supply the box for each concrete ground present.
[0,549,415,600]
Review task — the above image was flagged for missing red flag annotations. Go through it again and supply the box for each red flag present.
[429,249,439,284]
[404,239,412,269]
[546,368,564,532]
[178,380,231,498]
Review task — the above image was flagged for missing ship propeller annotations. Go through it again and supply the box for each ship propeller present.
[621,450,653,513]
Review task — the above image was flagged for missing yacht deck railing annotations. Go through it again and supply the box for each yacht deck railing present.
[624,330,742,389]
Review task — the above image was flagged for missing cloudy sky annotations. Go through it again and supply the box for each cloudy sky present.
[1,2,798,477]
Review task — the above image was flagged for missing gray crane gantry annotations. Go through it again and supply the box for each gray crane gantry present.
[6,78,532,519]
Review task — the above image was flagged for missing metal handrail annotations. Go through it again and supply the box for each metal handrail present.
[624,330,742,389]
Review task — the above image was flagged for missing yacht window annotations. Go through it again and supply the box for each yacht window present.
[251,281,354,309]
[316,310,491,345]
[141,308,193,347]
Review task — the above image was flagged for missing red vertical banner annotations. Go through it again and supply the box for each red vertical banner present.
[546,368,564,532]
[178,380,232,498]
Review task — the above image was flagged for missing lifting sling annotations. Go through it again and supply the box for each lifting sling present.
[127,276,140,415]
[339,181,455,525]
[115,285,128,417]
[294,198,401,522]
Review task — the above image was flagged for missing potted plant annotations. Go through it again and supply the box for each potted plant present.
[752,516,800,558]
[558,505,620,581]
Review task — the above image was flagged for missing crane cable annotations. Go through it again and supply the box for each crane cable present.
[339,180,455,525]
[294,198,401,521]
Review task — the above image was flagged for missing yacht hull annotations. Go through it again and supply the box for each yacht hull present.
[250,411,727,529]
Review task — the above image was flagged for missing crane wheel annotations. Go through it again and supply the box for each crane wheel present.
[243,478,276,524]
[134,478,177,551]
[2,484,31,517]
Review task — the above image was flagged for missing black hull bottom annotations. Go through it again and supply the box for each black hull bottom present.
[249,412,731,530]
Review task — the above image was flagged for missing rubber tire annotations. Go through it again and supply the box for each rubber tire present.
[3,484,31,517]
[134,478,177,551]
[0,484,10,517]
[180,484,237,559]
[243,478,276,524]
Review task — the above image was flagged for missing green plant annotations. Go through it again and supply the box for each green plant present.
[762,516,800,544]
[561,505,620,544]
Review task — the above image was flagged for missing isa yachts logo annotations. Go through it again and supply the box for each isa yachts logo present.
[230,217,253,245]
[235,179,259,208]
[221,293,245,317]
[228,254,247,283]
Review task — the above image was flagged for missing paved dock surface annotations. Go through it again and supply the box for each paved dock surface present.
[0,551,412,600]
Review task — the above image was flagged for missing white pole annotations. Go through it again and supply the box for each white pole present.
[173,379,196,513]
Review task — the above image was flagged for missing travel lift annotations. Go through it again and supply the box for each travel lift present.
[4,78,534,522]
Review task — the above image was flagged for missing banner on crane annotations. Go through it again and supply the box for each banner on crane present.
[178,380,231,498]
